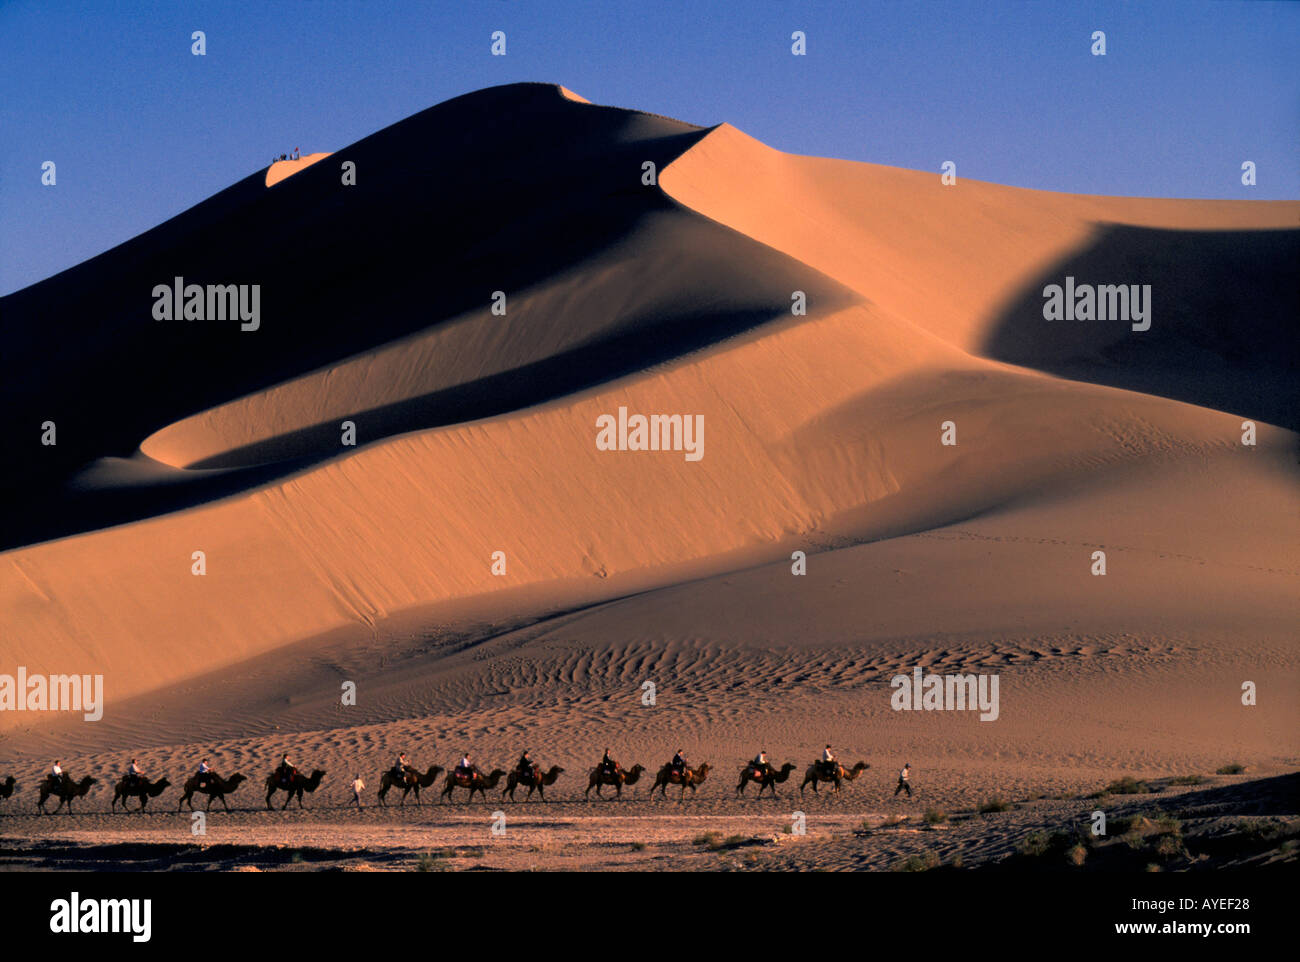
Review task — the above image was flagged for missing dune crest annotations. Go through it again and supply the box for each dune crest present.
[265,152,334,187]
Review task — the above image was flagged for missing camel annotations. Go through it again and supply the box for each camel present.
[0,776,15,802]
[800,761,870,795]
[265,768,326,810]
[502,765,564,802]
[439,768,506,803]
[111,775,171,811]
[377,764,444,807]
[585,763,645,799]
[178,772,247,812]
[652,762,712,798]
[37,774,97,813]
[736,762,798,797]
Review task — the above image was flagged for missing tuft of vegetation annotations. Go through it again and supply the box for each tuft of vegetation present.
[979,797,1012,814]
[922,808,948,825]
[1019,831,1052,858]
[1216,763,1246,775]
[1101,776,1150,796]
[1066,843,1088,867]
[414,851,448,872]
[1155,835,1186,859]
[1168,774,1205,786]
[893,850,940,873]
[692,831,721,847]
[630,841,646,852]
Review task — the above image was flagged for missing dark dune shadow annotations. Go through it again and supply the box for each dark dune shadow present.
[0,83,850,549]
[980,224,1299,431]
[1164,772,1299,817]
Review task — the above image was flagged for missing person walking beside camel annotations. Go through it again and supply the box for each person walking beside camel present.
[894,763,913,797]
[350,773,365,808]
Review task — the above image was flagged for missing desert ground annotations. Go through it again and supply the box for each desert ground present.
[1,83,1296,870]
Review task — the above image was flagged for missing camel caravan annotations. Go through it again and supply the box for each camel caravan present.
[0,745,877,814]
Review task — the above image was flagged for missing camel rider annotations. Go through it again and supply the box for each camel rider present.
[601,748,619,777]
[51,760,65,786]
[752,751,770,778]
[392,752,410,781]
[126,758,144,788]
[197,759,214,789]
[276,754,295,785]
[820,744,837,777]
[456,753,475,781]
[516,751,535,781]
[671,750,687,779]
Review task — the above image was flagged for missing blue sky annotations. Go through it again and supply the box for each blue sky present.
[3,0,1297,295]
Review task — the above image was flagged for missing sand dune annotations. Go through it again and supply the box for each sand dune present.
[1,85,1295,842]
